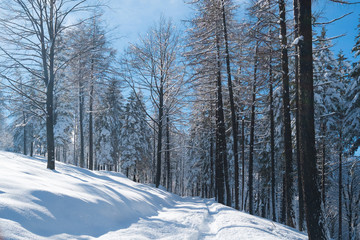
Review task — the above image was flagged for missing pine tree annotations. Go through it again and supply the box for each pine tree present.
[121,91,152,181]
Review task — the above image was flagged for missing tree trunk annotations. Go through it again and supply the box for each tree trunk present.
[221,0,239,210]
[155,83,164,188]
[293,0,304,230]
[88,62,94,171]
[279,0,294,227]
[321,123,326,207]
[269,56,276,222]
[297,0,326,238]
[210,134,214,198]
[165,113,171,191]
[78,70,85,168]
[338,129,343,240]
[30,141,33,157]
[23,113,27,155]
[249,45,258,215]
[215,33,227,205]
[241,117,245,211]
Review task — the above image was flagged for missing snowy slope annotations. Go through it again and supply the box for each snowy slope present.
[0,151,308,240]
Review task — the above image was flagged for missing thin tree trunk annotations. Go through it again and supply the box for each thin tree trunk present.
[42,1,55,170]
[88,60,94,171]
[210,134,214,198]
[23,113,27,155]
[269,56,276,222]
[338,129,343,240]
[215,33,227,205]
[293,0,304,230]
[221,0,239,210]
[321,123,326,207]
[297,0,326,238]
[249,44,258,215]
[155,83,164,188]
[78,70,85,168]
[166,113,171,191]
[30,141,33,157]
[241,117,245,211]
[153,121,156,183]
[279,0,294,227]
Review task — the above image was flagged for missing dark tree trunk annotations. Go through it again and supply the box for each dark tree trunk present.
[297,0,326,238]
[279,0,294,227]
[241,117,245,211]
[46,81,55,170]
[215,33,226,205]
[338,129,343,240]
[269,56,276,222]
[249,45,258,215]
[221,0,239,210]
[30,141,34,157]
[210,134,214,198]
[153,122,156,183]
[43,0,56,170]
[155,83,164,188]
[293,0,304,230]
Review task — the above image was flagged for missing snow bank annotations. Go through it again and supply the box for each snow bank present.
[0,151,307,239]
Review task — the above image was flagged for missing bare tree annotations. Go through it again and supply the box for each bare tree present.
[0,0,88,170]
[122,17,184,188]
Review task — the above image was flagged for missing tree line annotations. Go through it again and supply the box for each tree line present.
[0,0,359,239]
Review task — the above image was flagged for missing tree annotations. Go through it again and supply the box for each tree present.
[296,0,326,238]
[123,16,183,188]
[121,91,152,181]
[0,0,88,170]
[278,0,294,227]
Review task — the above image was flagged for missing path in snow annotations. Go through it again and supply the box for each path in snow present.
[99,198,307,240]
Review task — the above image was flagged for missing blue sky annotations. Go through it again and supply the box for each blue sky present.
[101,0,360,62]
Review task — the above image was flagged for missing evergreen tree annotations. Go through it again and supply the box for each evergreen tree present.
[121,91,152,181]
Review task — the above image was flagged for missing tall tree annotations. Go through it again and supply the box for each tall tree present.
[0,0,88,170]
[123,17,183,188]
[296,0,326,238]
[278,0,294,227]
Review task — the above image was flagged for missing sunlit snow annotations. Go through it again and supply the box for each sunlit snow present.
[0,151,307,239]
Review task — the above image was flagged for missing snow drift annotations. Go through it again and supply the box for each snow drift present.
[0,151,307,239]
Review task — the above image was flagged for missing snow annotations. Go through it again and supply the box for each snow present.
[292,36,304,46]
[0,151,308,240]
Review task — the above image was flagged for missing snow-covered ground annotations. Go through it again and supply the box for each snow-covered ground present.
[0,151,307,240]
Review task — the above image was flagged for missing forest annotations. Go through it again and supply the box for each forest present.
[0,0,359,239]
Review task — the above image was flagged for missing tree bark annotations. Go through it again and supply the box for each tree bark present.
[293,0,304,230]
[215,33,227,205]
[269,56,276,222]
[249,44,258,215]
[338,129,343,240]
[155,82,164,188]
[279,0,294,227]
[241,117,245,211]
[297,0,326,238]
[221,0,239,210]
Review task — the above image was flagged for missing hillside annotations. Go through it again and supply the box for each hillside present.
[0,151,307,240]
